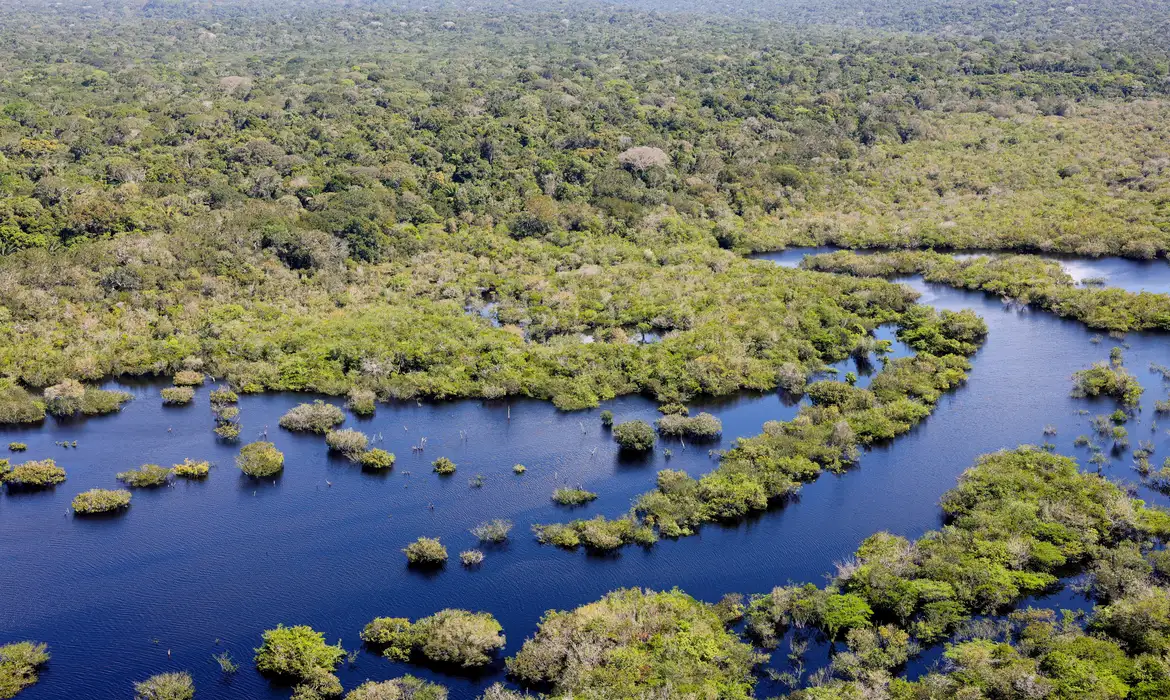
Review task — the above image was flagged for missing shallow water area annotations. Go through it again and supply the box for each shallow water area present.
[1,251,1168,699]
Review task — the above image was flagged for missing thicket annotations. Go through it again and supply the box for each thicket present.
[0,459,66,489]
[0,641,49,700]
[403,537,447,566]
[236,441,284,478]
[360,609,505,668]
[280,402,345,433]
[345,677,447,700]
[71,488,131,514]
[171,459,210,479]
[254,625,344,700]
[116,464,172,488]
[612,421,656,451]
[133,672,194,700]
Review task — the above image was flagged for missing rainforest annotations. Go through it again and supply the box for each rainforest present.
[2,0,1170,698]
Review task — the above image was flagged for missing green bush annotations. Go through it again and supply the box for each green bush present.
[403,537,447,566]
[460,550,485,567]
[325,429,368,458]
[346,388,377,417]
[551,488,597,506]
[431,457,456,475]
[507,589,761,698]
[613,420,656,451]
[215,422,241,440]
[209,388,239,404]
[172,371,204,387]
[345,677,447,700]
[172,459,210,479]
[512,464,526,474]
[279,401,345,433]
[362,610,504,668]
[470,519,513,543]
[42,379,86,416]
[78,388,132,416]
[161,387,195,405]
[358,448,395,470]
[254,624,344,693]
[534,516,657,551]
[0,641,50,699]
[72,488,131,514]
[0,381,45,424]
[7,443,26,451]
[600,410,614,427]
[1,458,66,488]
[116,464,172,488]
[237,441,284,478]
[1072,362,1145,406]
[655,412,723,439]
[133,671,194,700]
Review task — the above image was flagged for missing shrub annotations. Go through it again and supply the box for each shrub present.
[347,388,377,416]
[161,387,195,405]
[214,406,240,422]
[209,388,239,404]
[613,420,656,451]
[215,422,241,440]
[655,412,723,439]
[552,487,597,506]
[254,625,344,691]
[432,457,456,475]
[534,516,657,550]
[460,550,485,567]
[345,677,447,700]
[600,410,614,427]
[358,448,395,470]
[279,401,344,433]
[134,671,194,700]
[237,441,284,477]
[512,464,526,474]
[1072,362,1144,406]
[43,378,86,416]
[79,388,132,416]
[0,641,50,698]
[471,519,513,543]
[362,610,504,668]
[117,464,173,488]
[8,443,26,451]
[0,381,45,424]
[508,589,760,697]
[172,459,210,479]
[403,537,448,566]
[325,428,368,457]
[1,459,66,488]
[72,488,131,514]
[172,371,204,387]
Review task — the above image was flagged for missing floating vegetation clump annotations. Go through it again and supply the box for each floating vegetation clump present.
[236,442,284,478]
[116,464,173,488]
[279,401,344,433]
[72,489,131,515]
[403,537,447,566]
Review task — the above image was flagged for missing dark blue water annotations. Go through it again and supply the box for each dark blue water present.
[2,253,1168,699]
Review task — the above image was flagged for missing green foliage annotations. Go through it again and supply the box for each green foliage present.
[655,412,722,439]
[460,550,485,568]
[0,641,49,700]
[612,420,656,451]
[362,610,504,669]
[71,488,131,514]
[346,389,377,417]
[551,488,597,506]
[172,371,204,387]
[512,464,526,474]
[357,448,395,470]
[508,588,763,699]
[0,458,65,488]
[254,624,344,697]
[43,380,132,417]
[280,401,345,433]
[345,677,447,700]
[0,381,44,424]
[470,519,513,543]
[431,457,456,475]
[160,387,195,405]
[133,671,194,700]
[1073,363,1145,406]
[403,537,447,566]
[116,464,172,488]
[600,410,614,427]
[7,443,26,452]
[236,441,284,478]
[209,388,239,405]
[325,429,368,458]
[533,515,657,551]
